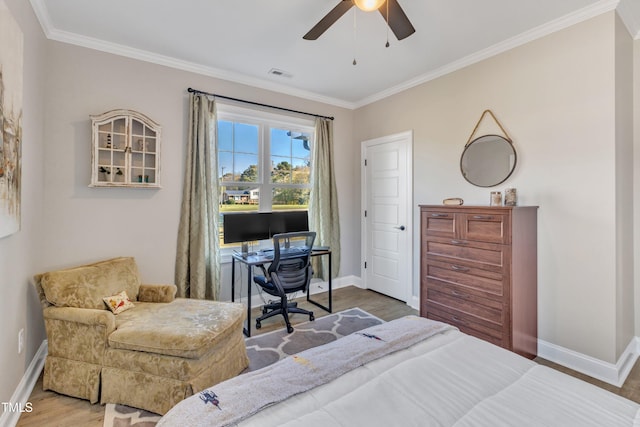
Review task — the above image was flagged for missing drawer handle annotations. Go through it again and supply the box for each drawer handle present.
[472,215,494,220]
[430,213,449,217]
[450,239,465,245]
[451,316,462,322]
[451,265,469,272]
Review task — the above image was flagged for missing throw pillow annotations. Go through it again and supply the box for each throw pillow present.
[103,291,135,314]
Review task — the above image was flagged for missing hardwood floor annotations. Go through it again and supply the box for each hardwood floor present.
[16,286,640,426]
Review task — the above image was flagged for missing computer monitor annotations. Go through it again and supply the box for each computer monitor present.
[222,211,309,244]
[269,211,309,236]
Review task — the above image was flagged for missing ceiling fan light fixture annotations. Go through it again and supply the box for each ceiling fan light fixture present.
[353,0,385,12]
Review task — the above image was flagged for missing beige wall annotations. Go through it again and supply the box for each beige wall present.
[635,34,640,338]
[40,43,357,291]
[614,13,634,362]
[354,12,626,363]
[0,0,46,403]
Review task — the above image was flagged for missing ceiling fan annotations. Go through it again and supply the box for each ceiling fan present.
[303,0,415,41]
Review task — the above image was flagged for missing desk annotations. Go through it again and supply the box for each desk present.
[231,248,332,337]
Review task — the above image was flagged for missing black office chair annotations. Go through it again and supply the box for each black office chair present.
[254,231,316,333]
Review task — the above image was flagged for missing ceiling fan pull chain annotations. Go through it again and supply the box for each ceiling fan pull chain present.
[353,8,358,65]
[385,0,390,47]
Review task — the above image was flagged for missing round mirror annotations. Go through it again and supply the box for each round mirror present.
[460,135,516,187]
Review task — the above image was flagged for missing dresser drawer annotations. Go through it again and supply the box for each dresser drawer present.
[425,258,505,297]
[460,212,509,244]
[424,236,506,271]
[426,280,505,326]
[425,304,506,348]
[422,209,510,244]
[422,210,456,239]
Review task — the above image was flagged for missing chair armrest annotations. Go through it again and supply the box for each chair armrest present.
[42,306,116,363]
[138,284,177,303]
[43,306,116,329]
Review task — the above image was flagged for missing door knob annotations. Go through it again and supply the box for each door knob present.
[395,225,406,231]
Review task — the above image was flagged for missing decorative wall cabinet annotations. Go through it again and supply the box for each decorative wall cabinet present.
[90,109,161,188]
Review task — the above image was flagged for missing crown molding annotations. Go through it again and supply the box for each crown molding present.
[355,0,621,108]
[28,1,356,110]
[30,0,625,110]
[617,0,640,39]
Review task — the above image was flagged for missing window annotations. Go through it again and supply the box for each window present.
[217,105,314,246]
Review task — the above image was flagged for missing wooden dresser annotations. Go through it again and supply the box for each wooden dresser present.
[419,205,538,359]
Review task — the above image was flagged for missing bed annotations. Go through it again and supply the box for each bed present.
[158,316,640,426]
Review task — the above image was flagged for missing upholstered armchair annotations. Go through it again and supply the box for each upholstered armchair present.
[34,257,248,415]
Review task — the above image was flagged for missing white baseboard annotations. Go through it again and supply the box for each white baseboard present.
[538,336,638,387]
[0,340,47,427]
[409,295,420,311]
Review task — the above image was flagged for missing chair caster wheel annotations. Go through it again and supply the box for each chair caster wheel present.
[287,325,294,333]
[309,314,315,321]
[256,321,261,329]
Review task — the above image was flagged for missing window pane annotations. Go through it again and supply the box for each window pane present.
[218,121,233,151]
[272,188,310,210]
[292,137,311,158]
[218,121,259,183]
[270,128,312,184]
[271,128,291,157]
[234,154,258,182]
[219,152,233,181]
[292,157,310,184]
[271,157,291,183]
[220,186,260,211]
[235,123,258,153]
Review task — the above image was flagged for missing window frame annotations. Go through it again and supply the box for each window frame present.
[217,103,314,255]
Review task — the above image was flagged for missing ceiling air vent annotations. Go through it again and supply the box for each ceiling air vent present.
[268,68,293,78]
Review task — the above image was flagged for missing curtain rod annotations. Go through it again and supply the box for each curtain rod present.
[187,87,334,121]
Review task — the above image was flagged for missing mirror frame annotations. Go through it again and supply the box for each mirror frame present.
[460,134,517,188]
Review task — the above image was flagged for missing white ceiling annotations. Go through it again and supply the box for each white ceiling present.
[30,0,640,109]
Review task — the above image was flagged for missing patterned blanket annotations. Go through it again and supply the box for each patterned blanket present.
[158,316,453,427]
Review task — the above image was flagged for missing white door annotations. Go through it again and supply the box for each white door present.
[361,131,412,302]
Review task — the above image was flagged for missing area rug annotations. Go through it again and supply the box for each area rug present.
[102,307,383,427]
[244,307,384,372]
[104,404,161,427]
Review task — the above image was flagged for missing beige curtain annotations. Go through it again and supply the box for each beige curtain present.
[308,117,340,279]
[175,93,220,299]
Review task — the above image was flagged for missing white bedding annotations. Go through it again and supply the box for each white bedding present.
[160,316,640,427]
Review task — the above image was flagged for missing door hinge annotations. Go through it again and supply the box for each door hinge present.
[364,210,367,217]
[364,261,367,269]
[364,159,367,166]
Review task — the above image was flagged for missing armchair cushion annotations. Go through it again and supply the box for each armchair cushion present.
[40,257,141,309]
[138,283,177,303]
[108,299,245,359]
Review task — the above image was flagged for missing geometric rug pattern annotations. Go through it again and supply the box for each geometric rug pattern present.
[244,307,383,372]
[103,307,383,427]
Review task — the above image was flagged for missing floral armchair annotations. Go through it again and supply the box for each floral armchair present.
[34,257,248,415]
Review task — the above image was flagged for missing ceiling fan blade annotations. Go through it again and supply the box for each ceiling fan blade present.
[303,0,354,40]
[379,0,415,40]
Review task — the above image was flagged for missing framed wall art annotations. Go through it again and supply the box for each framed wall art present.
[0,0,23,239]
